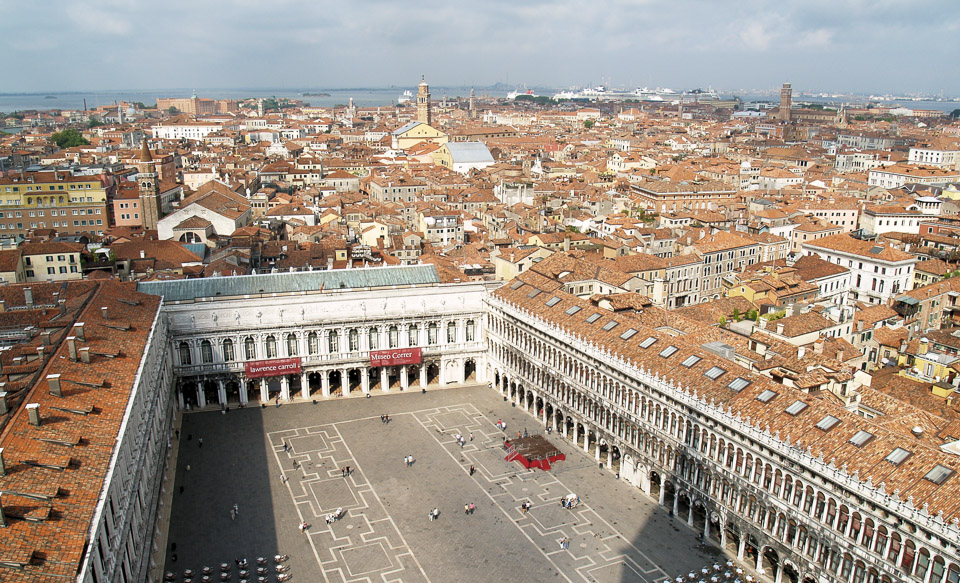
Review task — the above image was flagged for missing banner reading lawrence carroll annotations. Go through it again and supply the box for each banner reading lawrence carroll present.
[245,357,302,378]
[369,348,422,368]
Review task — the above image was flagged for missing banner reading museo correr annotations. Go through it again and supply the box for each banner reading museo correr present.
[369,348,422,368]
[244,357,303,378]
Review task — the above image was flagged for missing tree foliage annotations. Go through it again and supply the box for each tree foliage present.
[51,128,89,148]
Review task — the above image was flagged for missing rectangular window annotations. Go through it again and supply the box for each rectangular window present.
[704,366,726,380]
[785,400,809,416]
[564,306,581,315]
[815,415,841,431]
[885,447,912,465]
[620,328,638,340]
[727,377,750,391]
[639,336,658,349]
[545,296,562,307]
[681,355,701,367]
[601,320,618,331]
[659,345,679,358]
[924,464,954,485]
[756,389,777,402]
[849,430,874,447]
[586,313,602,323]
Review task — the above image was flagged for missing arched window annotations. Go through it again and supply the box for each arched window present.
[244,337,256,360]
[265,335,277,358]
[389,326,398,348]
[222,339,235,361]
[287,333,297,356]
[328,330,339,353]
[369,327,379,350]
[349,328,359,351]
[178,341,191,365]
[428,322,438,345]
[200,340,213,364]
[447,321,456,343]
[408,324,418,347]
[466,320,475,342]
[308,332,318,355]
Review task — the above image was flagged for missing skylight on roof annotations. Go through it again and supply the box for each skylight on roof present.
[602,320,619,331]
[659,345,679,358]
[565,306,582,315]
[526,289,541,298]
[704,366,726,380]
[886,447,912,465]
[815,415,841,431]
[681,355,701,368]
[545,296,562,307]
[727,377,750,391]
[869,246,884,254]
[620,328,638,340]
[639,336,658,349]
[785,400,808,416]
[756,389,777,403]
[586,313,602,323]
[509,280,525,290]
[849,430,874,447]
[924,464,955,486]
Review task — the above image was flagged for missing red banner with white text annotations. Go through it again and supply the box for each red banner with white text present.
[369,348,422,368]
[245,357,302,378]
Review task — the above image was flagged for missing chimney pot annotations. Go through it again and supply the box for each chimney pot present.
[0,300,5,313]
[67,336,77,361]
[140,249,145,259]
[58,299,66,316]
[37,345,44,359]
[47,374,61,397]
[101,306,108,320]
[24,287,33,307]
[74,322,85,342]
[0,448,5,477]
[0,390,7,415]
[41,330,50,345]
[79,347,90,364]
[26,403,40,426]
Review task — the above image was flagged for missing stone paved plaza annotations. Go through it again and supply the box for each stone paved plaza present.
[163,384,724,583]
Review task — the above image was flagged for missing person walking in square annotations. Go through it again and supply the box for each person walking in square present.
[464,503,469,515]
[233,503,239,516]
[469,464,475,476]
[198,437,203,448]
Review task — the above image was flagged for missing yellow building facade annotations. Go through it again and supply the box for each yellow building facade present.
[0,172,109,237]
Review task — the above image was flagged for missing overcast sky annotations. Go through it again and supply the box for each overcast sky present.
[2,0,958,95]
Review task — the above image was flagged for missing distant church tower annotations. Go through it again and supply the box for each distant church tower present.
[417,76,432,125]
[137,139,162,230]
[779,82,793,122]
[469,88,476,119]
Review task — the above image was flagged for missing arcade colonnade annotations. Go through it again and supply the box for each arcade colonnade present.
[485,296,960,583]
[172,316,485,408]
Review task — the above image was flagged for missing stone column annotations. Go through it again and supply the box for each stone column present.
[583,430,591,454]
[687,503,694,526]
[362,369,370,394]
[672,492,679,517]
[658,477,666,506]
[572,423,578,447]
[737,537,746,561]
[300,373,308,400]
[774,563,784,583]
[401,366,409,391]
[755,550,764,575]
[420,365,427,387]
[280,375,290,401]
[340,369,349,396]
[259,380,268,402]
[551,409,557,432]
[197,384,206,408]
[439,361,446,385]
[217,380,226,406]
[703,516,711,541]
[381,367,389,392]
[321,371,331,398]
[239,380,249,405]
[594,438,601,461]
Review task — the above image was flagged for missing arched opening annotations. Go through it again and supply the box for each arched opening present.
[691,499,707,532]
[782,562,800,583]
[408,364,421,387]
[662,480,676,511]
[494,371,501,387]
[649,471,662,501]
[330,370,343,396]
[763,547,781,581]
[387,366,400,389]
[202,379,220,406]
[724,525,740,555]
[308,371,323,396]
[426,363,440,385]
[348,368,362,392]
[225,379,242,404]
[610,445,621,473]
[464,359,477,381]
[179,381,198,409]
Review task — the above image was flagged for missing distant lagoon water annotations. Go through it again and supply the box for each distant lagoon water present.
[0,87,956,114]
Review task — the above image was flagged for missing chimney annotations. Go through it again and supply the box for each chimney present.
[564,234,571,253]
[26,403,40,426]
[74,322,85,342]
[776,323,784,335]
[47,374,61,397]
[327,256,334,269]
[837,349,844,362]
[67,336,77,360]
[79,347,90,364]
[911,425,923,438]
[798,346,806,359]
[101,306,109,320]
[140,249,145,259]
[41,330,50,345]
[0,492,6,527]
[58,299,66,316]
[24,287,33,307]
[0,389,6,414]
[758,316,767,330]
[0,448,5,476]
[0,300,5,313]
[36,345,44,360]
